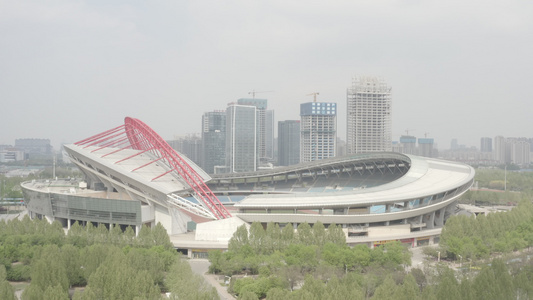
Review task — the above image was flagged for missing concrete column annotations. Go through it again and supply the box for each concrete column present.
[427,212,436,229]
[435,208,445,227]
[67,219,71,230]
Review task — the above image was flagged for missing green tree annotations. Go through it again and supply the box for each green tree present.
[42,284,69,300]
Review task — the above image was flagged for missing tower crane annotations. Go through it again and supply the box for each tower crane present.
[248,90,273,99]
[307,92,320,102]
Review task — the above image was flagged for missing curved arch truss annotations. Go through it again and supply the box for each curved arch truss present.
[75,117,232,220]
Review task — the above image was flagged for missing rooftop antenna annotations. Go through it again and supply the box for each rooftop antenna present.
[307,92,320,102]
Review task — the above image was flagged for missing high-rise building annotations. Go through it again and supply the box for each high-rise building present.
[226,103,257,173]
[236,98,273,164]
[278,120,300,166]
[167,135,202,166]
[399,135,417,155]
[480,137,492,153]
[346,76,392,154]
[450,139,459,150]
[201,111,226,174]
[265,110,275,162]
[418,138,435,158]
[510,140,530,166]
[493,136,506,164]
[300,102,337,162]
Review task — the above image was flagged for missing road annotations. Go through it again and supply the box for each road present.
[188,259,236,300]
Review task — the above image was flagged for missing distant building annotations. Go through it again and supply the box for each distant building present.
[278,120,300,166]
[0,148,24,162]
[346,76,392,154]
[399,135,417,155]
[15,138,52,154]
[237,98,273,165]
[265,110,275,163]
[167,135,202,166]
[494,136,506,164]
[300,102,337,162]
[418,138,435,158]
[201,111,226,174]
[450,139,459,150]
[480,137,492,153]
[226,103,257,173]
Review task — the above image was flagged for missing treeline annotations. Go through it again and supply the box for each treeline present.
[0,216,219,300]
[440,201,533,259]
[209,222,412,299]
[475,168,533,193]
[232,258,533,300]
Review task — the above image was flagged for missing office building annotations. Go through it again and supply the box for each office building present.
[226,103,257,173]
[300,102,337,162]
[278,120,300,166]
[346,76,391,154]
[201,111,226,174]
[237,98,273,164]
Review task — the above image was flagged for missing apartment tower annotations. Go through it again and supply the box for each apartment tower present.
[347,76,392,154]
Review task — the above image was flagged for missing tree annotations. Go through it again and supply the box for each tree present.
[28,245,69,295]
[312,222,326,248]
[249,222,266,254]
[0,265,15,300]
[229,225,249,253]
[397,274,420,300]
[296,223,313,245]
[372,274,397,300]
[42,284,69,300]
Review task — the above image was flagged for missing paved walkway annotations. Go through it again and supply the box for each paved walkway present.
[188,259,235,300]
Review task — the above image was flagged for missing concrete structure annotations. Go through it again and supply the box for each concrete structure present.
[278,120,300,166]
[300,102,337,162]
[226,103,257,173]
[22,118,232,236]
[203,152,474,249]
[21,118,474,255]
[346,76,392,154]
[201,111,226,174]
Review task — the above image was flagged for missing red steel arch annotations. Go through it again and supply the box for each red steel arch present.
[76,117,231,220]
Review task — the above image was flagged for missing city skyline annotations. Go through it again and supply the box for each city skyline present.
[1,1,532,150]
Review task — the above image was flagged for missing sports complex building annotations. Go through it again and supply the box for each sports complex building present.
[21,118,474,255]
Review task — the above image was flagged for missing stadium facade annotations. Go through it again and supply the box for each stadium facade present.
[21,118,474,254]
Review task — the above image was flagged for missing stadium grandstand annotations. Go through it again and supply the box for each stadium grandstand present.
[21,118,474,256]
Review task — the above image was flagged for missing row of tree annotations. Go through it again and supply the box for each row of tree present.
[0,216,219,300]
[440,201,533,259]
[231,256,533,300]
[209,222,412,298]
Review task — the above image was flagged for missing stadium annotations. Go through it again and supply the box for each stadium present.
[21,118,474,255]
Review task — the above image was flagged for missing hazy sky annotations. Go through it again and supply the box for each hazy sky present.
[1,0,532,151]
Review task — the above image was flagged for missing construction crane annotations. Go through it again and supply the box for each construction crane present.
[248,90,273,99]
[307,92,320,102]
[424,132,430,138]
[405,129,416,136]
